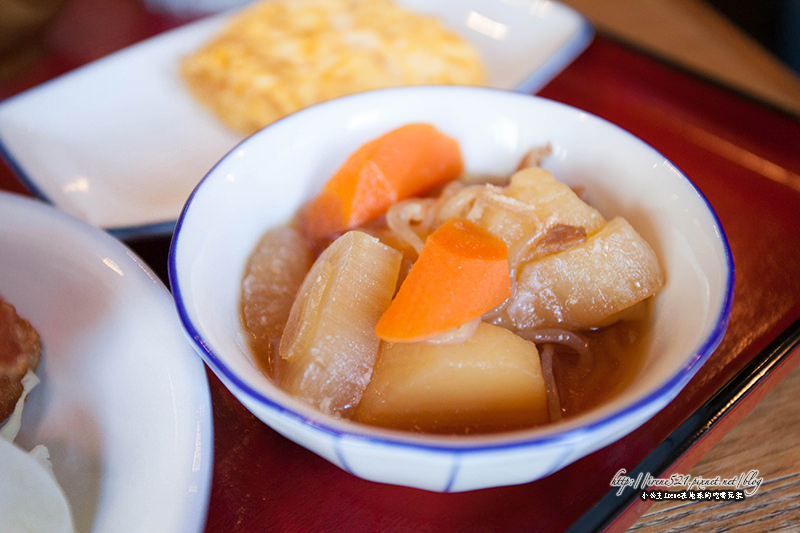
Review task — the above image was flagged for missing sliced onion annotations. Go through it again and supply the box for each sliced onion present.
[433,184,487,224]
[479,189,538,217]
[540,344,562,422]
[516,144,552,170]
[508,230,542,283]
[386,199,431,254]
[421,318,481,345]
[517,328,591,372]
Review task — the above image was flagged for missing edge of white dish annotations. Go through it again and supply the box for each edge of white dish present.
[0,191,214,530]
[0,0,592,238]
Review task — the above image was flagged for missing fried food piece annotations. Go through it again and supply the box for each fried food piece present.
[0,296,42,423]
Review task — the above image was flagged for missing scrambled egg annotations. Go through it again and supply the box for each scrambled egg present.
[181,0,487,134]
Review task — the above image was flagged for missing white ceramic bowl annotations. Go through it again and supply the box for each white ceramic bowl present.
[169,86,733,492]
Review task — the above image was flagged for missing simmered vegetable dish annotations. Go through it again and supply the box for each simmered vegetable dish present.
[241,123,664,434]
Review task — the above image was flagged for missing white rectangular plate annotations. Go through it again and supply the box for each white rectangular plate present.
[0,0,592,237]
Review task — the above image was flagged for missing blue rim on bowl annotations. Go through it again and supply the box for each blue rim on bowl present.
[167,86,734,490]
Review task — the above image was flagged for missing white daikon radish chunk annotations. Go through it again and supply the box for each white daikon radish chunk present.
[279,231,402,415]
[241,226,313,376]
[355,322,548,433]
[506,217,664,330]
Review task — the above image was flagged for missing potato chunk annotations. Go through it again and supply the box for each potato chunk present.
[505,217,664,330]
[279,231,402,415]
[355,322,548,433]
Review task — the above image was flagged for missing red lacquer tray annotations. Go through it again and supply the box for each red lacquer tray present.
[2,3,799,531]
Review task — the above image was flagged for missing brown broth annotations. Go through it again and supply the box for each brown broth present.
[242,274,652,433]
[553,312,650,419]
[240,211,655,433]
[239,311,278,379]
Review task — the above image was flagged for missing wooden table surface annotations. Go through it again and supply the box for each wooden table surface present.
[631,364,800,531]
[561,0,800,118]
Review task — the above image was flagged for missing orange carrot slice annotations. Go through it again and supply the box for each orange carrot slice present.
[301,123,463,241]
[375,218,510,342]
